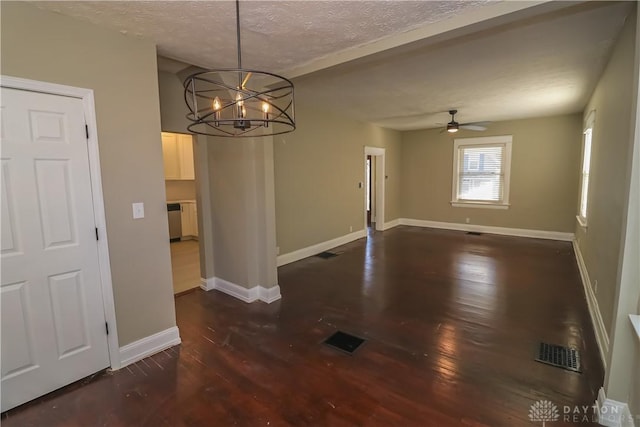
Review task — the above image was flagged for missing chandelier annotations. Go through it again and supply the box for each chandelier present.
[183,0,295,138]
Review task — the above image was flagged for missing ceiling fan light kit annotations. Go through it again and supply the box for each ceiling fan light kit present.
[183,0,296,138]
[444,109,488,134]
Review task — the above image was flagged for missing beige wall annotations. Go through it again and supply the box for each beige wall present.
[589,7,639,413]
[273,101,402,255]
[575,10,636,338]
[401,114,582,232]
[158,71,191,134]
[0,2,176,346]
[207,137,278,289]
[165,180,196,201]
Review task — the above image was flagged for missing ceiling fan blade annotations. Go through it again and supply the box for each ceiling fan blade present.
[459,124,487,131]
[461,121,491,126]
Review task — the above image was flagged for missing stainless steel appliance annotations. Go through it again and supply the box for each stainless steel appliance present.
[167,203,182,242]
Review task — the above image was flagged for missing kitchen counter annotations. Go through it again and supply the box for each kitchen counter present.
[167,199,196,204]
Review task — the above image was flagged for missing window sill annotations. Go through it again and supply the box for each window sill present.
[576,215,588,228]
[451,201,510,210]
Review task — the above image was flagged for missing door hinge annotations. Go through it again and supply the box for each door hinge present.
[85,124,89,139]
[95,227,99,241]
[105,322,109,335]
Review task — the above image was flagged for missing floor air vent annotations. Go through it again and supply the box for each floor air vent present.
[324,331,365,354]
[316,251,338,259]
[466,231,483,236]
[535,342,581,372]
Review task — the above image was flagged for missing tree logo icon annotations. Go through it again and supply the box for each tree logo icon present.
[529,400,559,426]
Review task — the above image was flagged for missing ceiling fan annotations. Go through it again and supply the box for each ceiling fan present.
[444,110,490,133]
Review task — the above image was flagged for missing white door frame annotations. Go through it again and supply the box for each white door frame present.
[364,146,385,232]
[1,75,121,369]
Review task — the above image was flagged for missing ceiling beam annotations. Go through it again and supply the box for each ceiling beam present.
[283,0,574,79]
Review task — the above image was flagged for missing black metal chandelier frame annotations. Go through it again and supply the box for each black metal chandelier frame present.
[183,0,296,138]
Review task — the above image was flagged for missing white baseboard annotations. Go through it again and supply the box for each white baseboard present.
[382,218,401,231]
[399,218,575,241]
[200,277,215,291]
[118,326,181,368]
[277,229,367,266]
[201,276,281,304]
[573,240,609,368]
[258,285,282,304]
[597,387,636,427]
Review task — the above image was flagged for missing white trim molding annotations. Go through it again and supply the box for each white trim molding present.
[364,146,386,232]
[200,277,215,291]
[450,201,510,210]
[400,218,574,241]
[382,218,401,231]
[201,277,281,304]
[1,75,121,368]
[118,327,181,368]
[596,388,636,427]
[277,229,367,266]
[573,240,610,367]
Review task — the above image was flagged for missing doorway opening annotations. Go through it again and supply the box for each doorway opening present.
[366,155,374,229]
[161,132,201,295]
[364,146,385,234]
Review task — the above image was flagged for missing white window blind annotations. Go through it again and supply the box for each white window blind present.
[579,130,592,219]
[457,145,505,202]
[452,136,512,209]
[578,111,595,227]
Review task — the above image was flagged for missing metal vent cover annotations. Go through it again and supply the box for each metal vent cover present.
[535,342,581,373]
[324,331,365,354]
[316,251,338,259]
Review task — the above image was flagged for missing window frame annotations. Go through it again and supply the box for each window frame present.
[451,135,513,210]
[577,110,595,228]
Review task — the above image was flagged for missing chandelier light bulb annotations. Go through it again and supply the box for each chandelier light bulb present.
[236,92,245,118]
[262,101,270,127]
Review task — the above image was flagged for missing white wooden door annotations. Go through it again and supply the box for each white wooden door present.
[0,87,110,411]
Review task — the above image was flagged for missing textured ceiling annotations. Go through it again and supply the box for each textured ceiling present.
[34,1,633,131]
[295,1,633,130]
[34,0,493,73]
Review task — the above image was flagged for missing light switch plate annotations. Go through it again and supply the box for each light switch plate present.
[132,202,144,219]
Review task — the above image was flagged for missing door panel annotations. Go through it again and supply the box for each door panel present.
[0,87,110,412]
[1,160,20,255]
[0,281,37,379]
[35,159,77,248]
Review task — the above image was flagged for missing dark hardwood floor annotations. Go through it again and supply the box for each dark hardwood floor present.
[2,226,604,426]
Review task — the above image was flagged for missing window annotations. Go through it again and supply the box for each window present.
[451,135,512,209]
[577,111,595,227]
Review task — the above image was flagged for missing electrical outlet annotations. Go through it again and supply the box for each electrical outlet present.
[465,217,470,224]
[594,280,598,293]
[276,246,280,255]
[350,226,353,232]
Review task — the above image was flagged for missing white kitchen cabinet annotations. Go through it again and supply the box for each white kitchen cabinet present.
[178,134,195,180]
[181,202,198,239]
[161,133,180,180]
[161,132,194,180]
